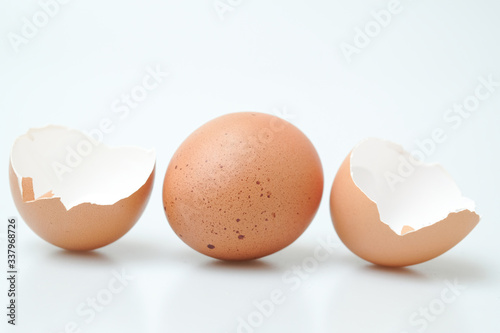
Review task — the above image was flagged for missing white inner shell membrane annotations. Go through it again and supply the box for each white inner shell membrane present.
[350,138,475,236]
[11,125,155,210]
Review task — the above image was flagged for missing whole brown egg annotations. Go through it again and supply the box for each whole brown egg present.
[163,112,324,260]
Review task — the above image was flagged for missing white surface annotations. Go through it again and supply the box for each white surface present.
[1,0,499,332]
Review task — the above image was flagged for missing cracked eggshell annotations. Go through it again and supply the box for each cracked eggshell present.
[9,125,155,251]
[163,112,324,261]
[330,138,480,267]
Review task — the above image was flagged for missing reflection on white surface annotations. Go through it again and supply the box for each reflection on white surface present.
[158,261,307,332]
[16,247,145,333]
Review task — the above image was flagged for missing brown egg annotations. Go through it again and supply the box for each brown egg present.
[9,126,155,251]
[330,138,480,267]
[163,112,324,260]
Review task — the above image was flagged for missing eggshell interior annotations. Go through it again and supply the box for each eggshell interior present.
[351,138,476,235]
[11,126,155,209]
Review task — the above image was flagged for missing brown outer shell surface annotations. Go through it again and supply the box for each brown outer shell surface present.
[9,163,155,251]
[163,112,324,261]
[330,152,479,267]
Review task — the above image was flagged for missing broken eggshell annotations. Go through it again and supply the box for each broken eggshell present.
[9,125,155,251]
[330,138,480,267]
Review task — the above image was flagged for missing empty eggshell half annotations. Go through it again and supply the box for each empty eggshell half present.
[330,138,480,267]
[9,125,155,251]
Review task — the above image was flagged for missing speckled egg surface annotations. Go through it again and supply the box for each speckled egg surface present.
[162,112,324,260]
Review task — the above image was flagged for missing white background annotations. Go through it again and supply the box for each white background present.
[1,0,500,332]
